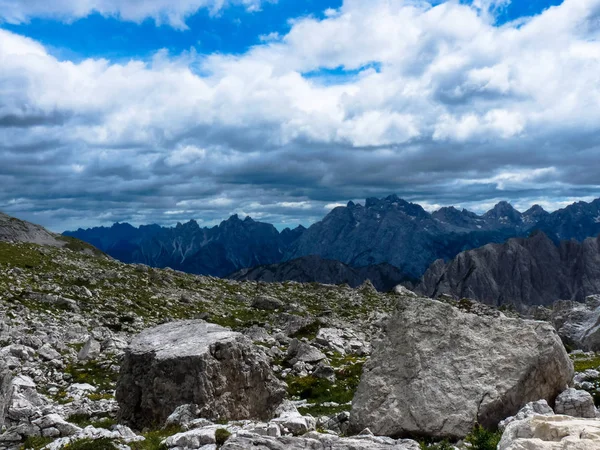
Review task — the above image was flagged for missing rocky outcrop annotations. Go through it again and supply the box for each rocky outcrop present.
[554,388,596,418]
[0,361,12,430]
[418,232,600,307]
[229,255,408,292]
[349,297,573,439]
[116,320,286,429]
[499,415,600,449]
[551,295,600,351]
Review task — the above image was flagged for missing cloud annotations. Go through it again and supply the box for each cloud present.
[1,0,600,231]
[0,0,271,29]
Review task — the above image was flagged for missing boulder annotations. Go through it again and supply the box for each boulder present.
[498,415,600,449]
[554,388,596,418]
[116,320,286,429]
[77,337,102,361]
[252,296,284,311]
[552,296,600,351]
[286,339,326,364]
[0,361,13,430]
[350,297,573,439]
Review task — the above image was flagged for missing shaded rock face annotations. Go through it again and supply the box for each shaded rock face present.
[551,296,600,351]
[349,297,573,439]
[229,255,408,292]
[116,320,286,429]
[499,415,600,450]
[418,232,600,307]
[0,361,13,430]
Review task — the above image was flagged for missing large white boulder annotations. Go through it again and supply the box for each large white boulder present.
[350,297,573,439]
[116,320,286,429]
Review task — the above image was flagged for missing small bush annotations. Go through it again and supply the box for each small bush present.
[215,428,231,447]
[465,424,502,450]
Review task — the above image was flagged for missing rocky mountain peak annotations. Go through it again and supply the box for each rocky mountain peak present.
[483,201,523,224]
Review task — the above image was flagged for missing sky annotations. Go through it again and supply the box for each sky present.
[1,0,599,232]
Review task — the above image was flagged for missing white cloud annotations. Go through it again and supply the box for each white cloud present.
[2,0,600,230]
[0,0,270,29]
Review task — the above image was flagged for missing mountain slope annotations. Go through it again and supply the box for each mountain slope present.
[228,255,408,292]
[418,231,600,307]
[0,211,101,255]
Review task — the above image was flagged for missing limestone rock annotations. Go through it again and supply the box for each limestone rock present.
[498,415,600,449]
[551,296,600,351]
[252,296,284,311]
[77,337,102,361]
[350,297,573,439]
[554,388,596,418]
[0,361,13,430]
[286,339,326,364]
[498,400,554,431]
[222,431,421,450]
[116,320,286,429]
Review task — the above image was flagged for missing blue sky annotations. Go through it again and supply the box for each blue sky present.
[2,0,562,61]
[1,0,599,232]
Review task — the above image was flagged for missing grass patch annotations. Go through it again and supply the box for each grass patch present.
[129,425,182,450]
[290,321,321,340]
[20,436,54,450]
[287,357,364,414]
[64,361,118,392]
[61,438,117,450]
[572,354,600,372]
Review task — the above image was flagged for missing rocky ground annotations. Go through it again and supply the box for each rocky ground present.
[2,241,600,449]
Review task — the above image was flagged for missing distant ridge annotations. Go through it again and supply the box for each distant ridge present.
[228,255,410,292]
[64,196,600,279]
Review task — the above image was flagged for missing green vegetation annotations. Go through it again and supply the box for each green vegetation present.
[61,438,117,450]
[129,426,182,450]
[67,413,116,429]
[288,355,365,416]
[64,361,119,392]
[419,440,454,450]
[464,425,502,450]
[290,321,321,340]
[571,353,600,372]
[215,428,232,447]
[21,436,54,450]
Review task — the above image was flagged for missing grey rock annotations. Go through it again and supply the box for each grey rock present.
[498,400,555,431]
[554,388,596,418]
[287,339,327,364]
[77,337,102,361]
[116,320,286,429]
[551,296,600,351]
[252,296,285,311]
[165,404,201,428]
[350,297,573,439]
[221,431,421,449]
[0,360,13,430]
[418,232,600,307]
[37,344,61,361]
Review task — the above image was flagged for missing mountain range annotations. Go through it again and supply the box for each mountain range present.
[64,195,600,280]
